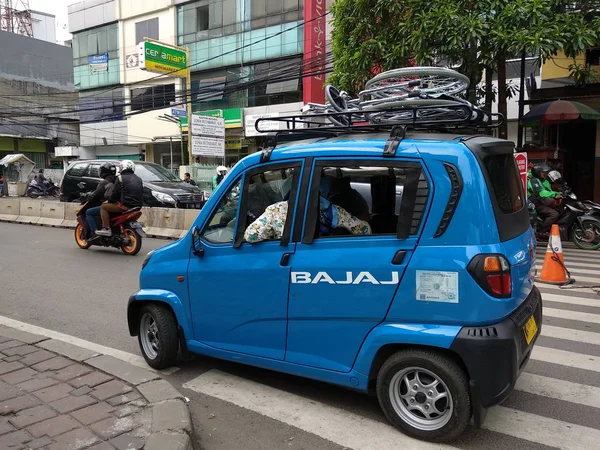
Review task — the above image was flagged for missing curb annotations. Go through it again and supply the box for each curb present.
[0,324,195,450]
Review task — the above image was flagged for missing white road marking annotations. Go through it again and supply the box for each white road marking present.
[542,325,600,346]
[544,307,600,324]
[183,370,459,450]
[531,346,600,373]
[0,314,178,375]
[537,284,600,294]
[541,293,600,307]
[515,372,600,408]
[484,406,600,450]
[536,265,600,275]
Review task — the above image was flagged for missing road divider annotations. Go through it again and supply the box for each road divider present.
[0,197,198,239]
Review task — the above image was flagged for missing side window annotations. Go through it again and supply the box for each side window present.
[243,167,298,244]
[86,165,100,178]
[68,163,89,177]
[307,163,428,239]
[202,178,241,244]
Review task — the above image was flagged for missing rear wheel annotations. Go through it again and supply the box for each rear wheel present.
[573,221,600,250]
[27,189,40,198]
[74,224,91,249]
[121,228,142,255]
[138,304,179,370]
[376,349,471,442]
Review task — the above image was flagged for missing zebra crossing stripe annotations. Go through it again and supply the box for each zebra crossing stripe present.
[531,346,600,372]
[515,372,600,408]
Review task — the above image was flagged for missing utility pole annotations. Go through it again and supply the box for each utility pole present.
[517,49,527,149]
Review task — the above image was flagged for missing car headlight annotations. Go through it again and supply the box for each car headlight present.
[151,191,176,204]
[142,250,155,270]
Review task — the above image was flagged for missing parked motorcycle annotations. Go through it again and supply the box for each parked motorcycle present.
[75,200,146,255]
[531,188,600,250]
[25,179,60,198]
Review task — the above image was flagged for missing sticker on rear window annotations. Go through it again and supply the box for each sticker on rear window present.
[416,271,459,303]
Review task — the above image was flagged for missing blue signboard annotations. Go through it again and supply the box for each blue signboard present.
[171,108,187,118]
[89,53,109,73]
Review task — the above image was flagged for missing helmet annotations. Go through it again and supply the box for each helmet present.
[531,163,552,179]
[120,160,135,173]
[547,170,563,183]
[99,162,116,179]
[216,165,227,175]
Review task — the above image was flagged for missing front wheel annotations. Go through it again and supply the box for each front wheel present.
[376,349,471,443]
[27,189,40,198]
[74,224,91,249]
[573,221,600,250]
[121,228,142,255]
[137,304,179,370]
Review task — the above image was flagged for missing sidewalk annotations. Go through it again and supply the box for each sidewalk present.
[0,325,193,450]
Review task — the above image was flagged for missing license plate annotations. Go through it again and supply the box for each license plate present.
[523,315,538,345]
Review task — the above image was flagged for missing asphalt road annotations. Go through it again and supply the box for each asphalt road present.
[1,221,600,450]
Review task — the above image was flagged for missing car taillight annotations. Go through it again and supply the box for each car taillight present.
[468,254,512,298]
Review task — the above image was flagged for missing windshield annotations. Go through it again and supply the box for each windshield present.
[134,163,181,182]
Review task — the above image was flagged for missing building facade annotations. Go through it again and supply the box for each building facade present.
[67,0,330,173]
[0,30,78,169]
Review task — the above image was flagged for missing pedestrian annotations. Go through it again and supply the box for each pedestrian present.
[183,172,197,186]
[0,173,5,197]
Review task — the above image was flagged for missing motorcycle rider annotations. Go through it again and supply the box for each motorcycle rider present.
[528,163,562,234]
[96,160,143,237]
[212,166,227,190]
[85,163,117,235]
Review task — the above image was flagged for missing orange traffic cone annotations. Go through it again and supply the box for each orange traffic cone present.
[536,224,567,285]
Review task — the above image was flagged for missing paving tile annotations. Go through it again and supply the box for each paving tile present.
[49,394,97,414]
[1,367,37,385]
[106,391,141,407]
[53,363,93,382]
[27,414,80,438]
[20,349,55,366]
[0,429,33,448]
[69,371,113,389]
[2,345,39,357]
[47,427,100,450]
[0,395,39,414]
[9,405,57,428]
[0,380,23,402]
[32,356,72,372]
[115,404,139,419]
[110,433,144,450]
[0,361,25,375]
[0,418,15,435]
[91,380,132,401]
[0,340,25,351]
[0,326,47,344]
[25,436,53,449]
[2,355,22,363]
[16,376,59,392]
[70,402,115,426]
[71,386,92,397]
[32,382,74,403]
[87,443,116,450]
[137,379,182,403]
[89,415,136,440]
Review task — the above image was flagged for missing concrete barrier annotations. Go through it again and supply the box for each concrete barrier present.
[0,198,19,222]
[39,201,65,227]
[0,198,196,240]
[17,199,42,224]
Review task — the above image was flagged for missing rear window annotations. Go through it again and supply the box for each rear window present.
[483,154,524,214]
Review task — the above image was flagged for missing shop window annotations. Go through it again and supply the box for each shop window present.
[131,84,176,111]
[136,18,159,43]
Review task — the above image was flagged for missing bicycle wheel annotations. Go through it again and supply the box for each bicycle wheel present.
[364,67,470,99]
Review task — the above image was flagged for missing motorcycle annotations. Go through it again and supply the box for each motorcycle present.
[74,198,146,255]
[25,179,60,198]
[531,188,600,250]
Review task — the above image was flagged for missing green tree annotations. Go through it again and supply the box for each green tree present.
[329,0,600,138]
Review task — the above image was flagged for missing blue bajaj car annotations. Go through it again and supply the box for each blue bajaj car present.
[127,126,541,442]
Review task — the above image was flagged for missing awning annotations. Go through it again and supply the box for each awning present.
[0,153,35,166]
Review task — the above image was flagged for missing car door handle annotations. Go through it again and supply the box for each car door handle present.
[392,250,406,265]
[280,253,292,266]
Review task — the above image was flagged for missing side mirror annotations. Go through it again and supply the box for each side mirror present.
[191,226,204,257]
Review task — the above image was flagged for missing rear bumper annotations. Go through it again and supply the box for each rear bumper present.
[450,287,542,426]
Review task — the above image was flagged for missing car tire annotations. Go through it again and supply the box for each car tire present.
[376,349,471,443]
[137,304,179,370]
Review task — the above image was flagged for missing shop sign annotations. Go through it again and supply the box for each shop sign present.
[89,53,108,73]
[192,136,225,157]
[226,137,243,150]
[139,41,186,77]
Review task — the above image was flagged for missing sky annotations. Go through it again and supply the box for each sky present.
[29,0,72,43]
